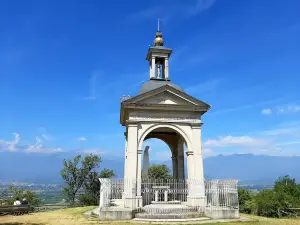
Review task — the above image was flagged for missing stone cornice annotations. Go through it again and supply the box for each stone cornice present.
[123,103,208,112]
[127,119,202,126]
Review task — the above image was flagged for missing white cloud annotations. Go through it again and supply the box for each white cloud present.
[0,133,63,154]
[210,98,283,115]
[259,121,300,138]
[8,133,20,151]
[205,120,300,157]
[128,0,216,21]
[262,127,298,136]
[277,105,300,114]
[0,133,20,152]
[37,127,53,141]
[202,148,217,158]
[204,135,269,148]
[77,137,87,141]
[24,136,64,154]
[262,108,272,115]
[188,0,217,16]
[79,148,104,155]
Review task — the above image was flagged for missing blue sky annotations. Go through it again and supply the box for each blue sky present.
[1,0,300,161]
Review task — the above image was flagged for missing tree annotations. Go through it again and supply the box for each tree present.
[273,175,300,216]
[274,175,300,198]
[79,168,115,206]
[239,176,300,218]
[60,154,101,205]
[238,188,255,214]
[148,164,171,180]
[99,168,115,178]
[255,189,281,217]
[0,189,9,205]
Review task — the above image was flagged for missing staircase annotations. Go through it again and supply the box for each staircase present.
[135,203,207,219]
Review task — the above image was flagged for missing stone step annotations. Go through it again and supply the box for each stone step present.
[151,200,181,204]
[135,212,207,220]
[141,204,202,214]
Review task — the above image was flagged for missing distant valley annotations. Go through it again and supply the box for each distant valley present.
[1,152,299,185]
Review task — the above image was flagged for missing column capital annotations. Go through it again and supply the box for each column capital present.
[126,120,139,127]
[186,151,194,156]
[137,149,143,154]
[191,123,203,128]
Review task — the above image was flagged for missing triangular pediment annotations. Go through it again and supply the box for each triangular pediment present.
[131,91,197,106]
[120,84,210,125]
[123,84,210,109]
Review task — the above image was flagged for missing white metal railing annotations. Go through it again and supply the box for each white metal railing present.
[99,178,239,214]
[205,180,239,210]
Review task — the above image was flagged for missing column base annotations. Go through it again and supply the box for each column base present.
[124,196,143,209]
[187,195,207,208]
[136,196,143,208]
[124,197,135,209]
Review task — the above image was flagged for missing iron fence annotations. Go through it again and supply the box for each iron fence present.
[99,178,239,215]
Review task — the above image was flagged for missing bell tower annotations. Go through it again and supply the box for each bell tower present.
[146,20,172,80]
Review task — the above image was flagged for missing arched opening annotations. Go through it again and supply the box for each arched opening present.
[138,126,190,205]
[140,127,188,180]
[138,124,191,151]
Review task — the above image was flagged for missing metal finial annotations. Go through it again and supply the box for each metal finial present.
[154,19,164,46]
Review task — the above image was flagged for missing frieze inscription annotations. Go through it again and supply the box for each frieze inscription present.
[129,113,200,122]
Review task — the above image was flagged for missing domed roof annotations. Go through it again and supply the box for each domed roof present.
[139,79,184,95]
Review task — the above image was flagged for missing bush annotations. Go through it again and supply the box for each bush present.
[238,188,255,214]
[6,185,40,210]
[239,176,300,218]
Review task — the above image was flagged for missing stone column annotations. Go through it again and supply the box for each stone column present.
[123,134,128,180]
[99,178,111,208]
[122,134,128,199]
[136,149,143,207]
[151,56,155,78]
[189,124,206,207]
[177,139,185,179]
[172,154,178,179]
[164,57,169,79]
[186,151,194,180]
[186,151,195,206]
[142,146,150,179]
[149,62,153,79]
[124,123,138,208]
[211,180,219,206]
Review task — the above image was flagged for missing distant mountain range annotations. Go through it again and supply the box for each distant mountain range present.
[1,151,299,185]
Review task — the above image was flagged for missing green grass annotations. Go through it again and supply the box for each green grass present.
[1,208,300,225]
